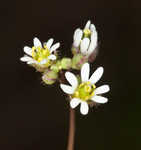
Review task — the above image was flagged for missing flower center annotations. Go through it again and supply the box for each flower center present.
[32,45,50,63]
[83,29,91,38]
[73,81,96,101]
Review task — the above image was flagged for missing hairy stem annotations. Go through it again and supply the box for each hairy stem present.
[67,108,75,150]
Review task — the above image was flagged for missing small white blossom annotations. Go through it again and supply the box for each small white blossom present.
[60,63,110,115]
[20,37,60,66]
[73,20,98,56]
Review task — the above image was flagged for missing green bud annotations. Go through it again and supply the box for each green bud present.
[50,60,61,73]
[61,58,72,69]
[42,69,58,85]
[72,54,88,70]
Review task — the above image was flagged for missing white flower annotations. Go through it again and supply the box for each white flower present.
[60,63,110,115]
[73,20,98,56]
[20,37,60,66]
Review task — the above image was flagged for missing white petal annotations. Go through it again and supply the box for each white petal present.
[48,55,56,60]
[73,28,81,41]
[60,84,75,94]
[46,38,54,49]
[27,60,37,64]
[73,30,83,47]
[95,85,110,95]
[91,95,108,103]
[65,72,78,89]
[80,38,90,54]
[84,20,91,29]
[89,67,104,84]
[81,63,90,82]
[24,46,32,56]
[90,24,96,32]
[70,98,81,109]
[20,56,33,62]
[80,102,89,115]
[50,43,60,53]
[39,59,47,64]
[87,31,98,55]
[33,37,42,47]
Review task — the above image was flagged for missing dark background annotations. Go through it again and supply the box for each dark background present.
[1,0,141,149]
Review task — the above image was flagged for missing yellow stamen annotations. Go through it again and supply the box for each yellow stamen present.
[31,45,53,67]
[84,85,91,92]
[83,29,91,37]
[72,82,96,101]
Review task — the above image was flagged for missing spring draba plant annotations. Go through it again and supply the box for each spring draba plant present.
[20,20,110,150]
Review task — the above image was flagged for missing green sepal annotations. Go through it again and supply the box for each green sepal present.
[72,54,88,70]
[42,69,58,85]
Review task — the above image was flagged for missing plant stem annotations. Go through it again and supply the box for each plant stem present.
[67,108,75,150]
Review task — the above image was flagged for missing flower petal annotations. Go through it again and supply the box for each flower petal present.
[87,31,98,55]
[70,98,81,109]
[46,38,54,49]
[65,72,78,89]
[73,30,83,47]
[50,43,60,53]
[48,54,56,60]
[27,60,37,64]
[95,85,110,95]
[91,95,108,103]
[24,46,32,56]
[90,24,96,32]
[80,101,89,115]
[80,38,90,54]
[33,37,42,48]
[60,84,75,94]
[84,20,91,29]
[20,56,33,62]
[39,59,47,64]
[89,67,104,84]
[81,63,90,82]
[73,28,81,41]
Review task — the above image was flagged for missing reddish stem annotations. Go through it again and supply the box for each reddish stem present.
[67,108,75,150]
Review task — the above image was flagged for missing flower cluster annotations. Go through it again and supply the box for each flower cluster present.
[20,20,110,115]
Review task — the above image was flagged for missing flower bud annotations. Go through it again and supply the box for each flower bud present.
[50,61,61,73]
[72,21,98,57]
[72,54,88,70]
[42,69,58,85]
[61,58,72,70]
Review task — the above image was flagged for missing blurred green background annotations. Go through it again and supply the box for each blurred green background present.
[0,0,140,149]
